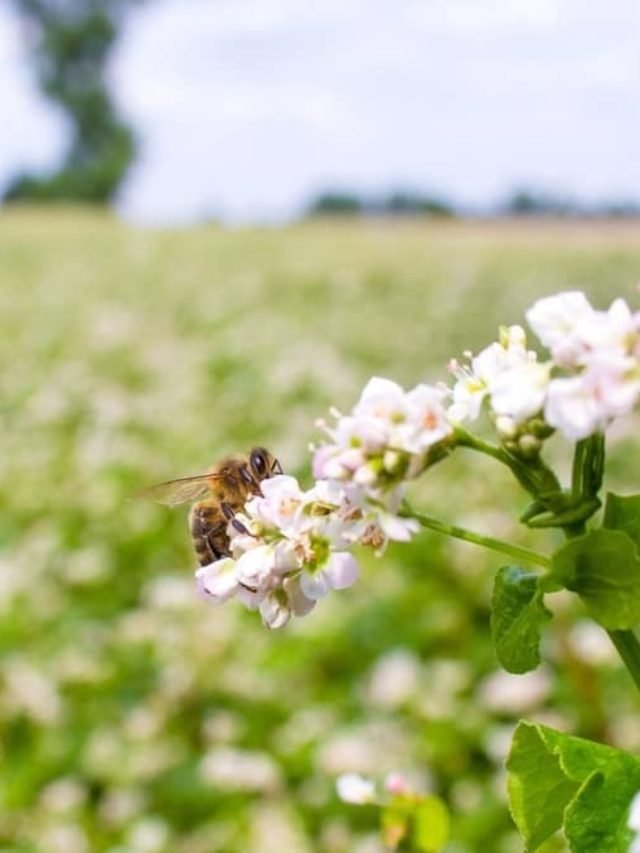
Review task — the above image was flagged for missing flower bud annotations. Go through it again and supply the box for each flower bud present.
[495,415,518,439]
[517,434,542,458]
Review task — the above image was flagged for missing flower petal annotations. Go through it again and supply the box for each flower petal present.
[196,559,239,603]
[324,551,359,590]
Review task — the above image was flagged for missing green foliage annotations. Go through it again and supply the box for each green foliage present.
[550,529,640,630]
[491,566,551,673]
[5,0,142,203]
[604,492,640,548]
[507,722,640,851]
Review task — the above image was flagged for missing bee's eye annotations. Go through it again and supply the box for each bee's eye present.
[249,449,267,478]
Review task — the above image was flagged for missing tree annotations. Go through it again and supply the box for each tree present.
[5,0,145,204]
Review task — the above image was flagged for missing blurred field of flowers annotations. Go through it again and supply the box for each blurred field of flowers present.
[1,210,640,852]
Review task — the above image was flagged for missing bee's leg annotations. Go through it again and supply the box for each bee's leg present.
[220,501,250,536]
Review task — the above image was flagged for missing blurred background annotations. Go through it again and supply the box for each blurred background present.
[1,2,639,852]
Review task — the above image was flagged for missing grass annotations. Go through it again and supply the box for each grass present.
[1,208,640,852]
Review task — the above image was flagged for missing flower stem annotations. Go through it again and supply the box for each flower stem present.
[606,630,640,694]
[402,506,551,569]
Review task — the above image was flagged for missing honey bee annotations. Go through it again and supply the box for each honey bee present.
[143,447,282,566]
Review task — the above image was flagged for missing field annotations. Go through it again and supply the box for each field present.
[1,209,640,852]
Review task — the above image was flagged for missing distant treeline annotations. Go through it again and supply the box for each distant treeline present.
[306,188,640,219]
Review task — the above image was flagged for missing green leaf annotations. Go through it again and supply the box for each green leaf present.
[411,796,449,852]
[604,492,640,549]
[491,566,552,673]
[507,722,640,852]
[550,528,640,629]
[507,723,580,850]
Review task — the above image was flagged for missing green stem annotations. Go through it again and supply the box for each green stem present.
[607,630,640,694]
[403,506,551,569]
[455,426,562,503]
[561,505,640,696]
[454,427,509,466]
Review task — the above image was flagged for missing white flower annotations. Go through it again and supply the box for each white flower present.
[246,475,309,536]
[527,291,640,369]
[545,354,640,440]
[196,559,240,603]
[526,291,597,367]
[315,376,452,494]
[299,551,359,600]
[336,773,376,805]
[194,473,363,629]
[449,326,543,423]
[234,544,286,592]
[396,384,451,453]
[489,360,550,421]
[259,591,294,629]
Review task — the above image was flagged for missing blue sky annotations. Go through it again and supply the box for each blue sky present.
[1,0,639,223]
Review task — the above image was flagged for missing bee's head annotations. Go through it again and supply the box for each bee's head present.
[249,447,282,480]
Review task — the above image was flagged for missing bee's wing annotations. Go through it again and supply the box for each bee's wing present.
[138,473,217,506]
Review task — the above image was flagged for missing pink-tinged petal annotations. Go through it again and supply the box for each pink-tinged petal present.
[259,475,303,502]
[526,291,594,349]
[283,576,316,616]
[385,773,412,795]
[259,593,291,629]
[312,445,336,479]
[195,559,239,603]
[324,551,359,590]
[358,377,405,404]
[300,571,331,600]
[235,545,277,590]
[544,376,603,440]
[378,512,419,542]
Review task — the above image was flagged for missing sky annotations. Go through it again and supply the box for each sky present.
[0,0,639,224]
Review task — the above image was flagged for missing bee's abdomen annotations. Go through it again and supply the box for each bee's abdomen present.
[190,503,229,567]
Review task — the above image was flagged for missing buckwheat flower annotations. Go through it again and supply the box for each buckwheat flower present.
[246,475,310,537]
[449,326,543,423]
[336,773,377,805]
[527,291,640,369]
[526,290,597,367]
[234,542,291,592]
[545,354,640,440]
[299,550,359,600]
[196,558,242,603]
[489,360,551,422]
[580,297,639,358]
[315,376,452,493]
[195,474,362,628]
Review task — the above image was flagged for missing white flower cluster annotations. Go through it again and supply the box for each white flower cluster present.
[314,376,452,491]
[197,378,450,628]
[197,476,358,628]
[196,474,415,629]
[450,291,640,441]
